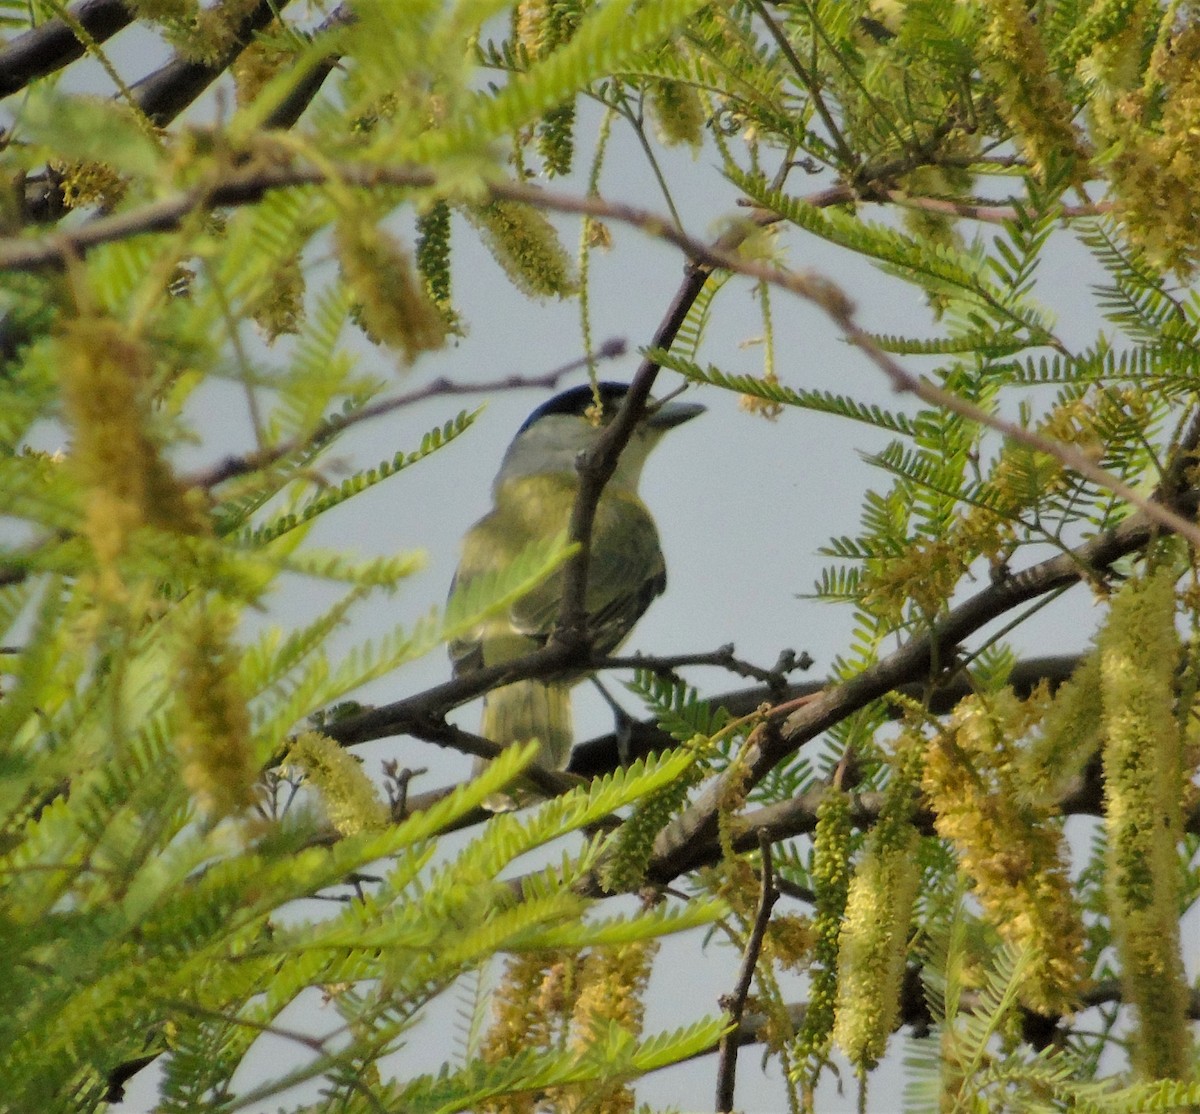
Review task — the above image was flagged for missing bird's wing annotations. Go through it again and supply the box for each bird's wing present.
[446,564,487,676]
[509,489,666,654]
[449,484,667,674]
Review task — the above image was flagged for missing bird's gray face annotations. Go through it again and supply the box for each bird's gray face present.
[494,396,704,492]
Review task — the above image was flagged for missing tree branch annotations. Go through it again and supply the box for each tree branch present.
[881,191,1112,224]
[645,490,1200,883]
[402,715,583,800]
[6,158,1194,553]
[0,0,133,99]
[129,0,294,126]
[594,643,812,696]
[260,3,354,131]
[569,653,1084,775]
[18,0,332,221]
[715,830,778,1113]
[184,340,626,489]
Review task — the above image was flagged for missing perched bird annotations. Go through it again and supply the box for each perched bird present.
[449,381,704,800]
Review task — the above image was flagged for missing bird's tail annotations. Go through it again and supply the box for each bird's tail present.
[473,679,573,810]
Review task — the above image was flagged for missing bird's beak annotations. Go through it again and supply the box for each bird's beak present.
[646,399,706,429]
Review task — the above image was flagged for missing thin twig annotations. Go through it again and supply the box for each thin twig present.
[775,876,815,905]
[405,716,584,799]
[594,643,811,691]
[183,339,625,489]
[2,159,1187,546]
[882,191,1112,224]
[715,829,778,1113]
[747,0,859,172]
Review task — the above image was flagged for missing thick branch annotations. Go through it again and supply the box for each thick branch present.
[260,3,353,131]
[553,269,716,638]
[0,0,133,99]
[130,0,294,126]
[568,652,1083,776]
[325,640,579,747]
[646,492,1199,882]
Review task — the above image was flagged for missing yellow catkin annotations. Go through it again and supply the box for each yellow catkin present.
[647,76,705,150]
[1060,0,1154,69]
[738,372,785,420]
[249,253,305,342]
[833,742,923,1069]
[863,536,969,626]
[54,159,127,211]
[923,691,1086,1015]
[283,731,389,836]
[956,393,1115,565]
[514,0,551,59]
[552,941,657,1113]
[793,786,853,1089]
[335,218,448,364]
[710,851,814,977]
[174,608,256,819]
[1097,568,1192,1080]
[979,0,1087,179]
[416,200,453,309]
[231,26,293,108]
[833,829,920,1068]
[60,318,208,594]
[1019,654,1103,804]
[177,0,263,65]
[465,201,579,299]
[1101,24,1200,276]
[478,951,577,1114]
[513,0,581,176]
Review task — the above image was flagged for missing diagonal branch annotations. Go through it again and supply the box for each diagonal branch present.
[128,0,294,126]
[568,653,1083,776]
[644,488,1200,883]
[552,234,742,638]
[5,158,1195,553]
[0,0,133,99]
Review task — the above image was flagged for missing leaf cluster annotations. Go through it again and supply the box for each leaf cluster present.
[4,0,1200,1108]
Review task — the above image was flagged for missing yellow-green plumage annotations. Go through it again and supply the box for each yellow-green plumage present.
[449,384,702,808]
[480,678,574,773]
[452,475,664,780]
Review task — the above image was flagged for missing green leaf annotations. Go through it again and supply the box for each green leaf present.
[20,89,163,179]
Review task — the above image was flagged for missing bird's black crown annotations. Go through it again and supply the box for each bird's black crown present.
[516,382,630,435]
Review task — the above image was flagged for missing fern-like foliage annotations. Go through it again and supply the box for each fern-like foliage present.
[7,0,1200,1105]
